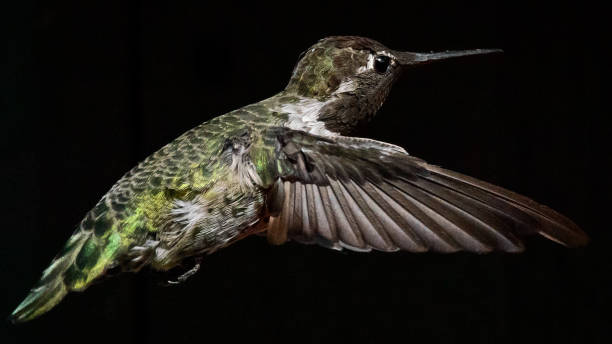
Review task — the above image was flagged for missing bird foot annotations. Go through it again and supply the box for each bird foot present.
[161,257,203,286]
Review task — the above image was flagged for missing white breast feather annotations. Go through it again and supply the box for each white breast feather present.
[279,78,358,137]
[280,97,338,137]
[171,199,208,232]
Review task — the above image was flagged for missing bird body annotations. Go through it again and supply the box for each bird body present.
[11,36,588,323]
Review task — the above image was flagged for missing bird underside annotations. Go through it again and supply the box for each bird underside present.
[155,218,270,285]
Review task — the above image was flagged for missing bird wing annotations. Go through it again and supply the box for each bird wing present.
[263,128,588,253]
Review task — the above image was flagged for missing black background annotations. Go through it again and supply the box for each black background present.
[2,1,609,343]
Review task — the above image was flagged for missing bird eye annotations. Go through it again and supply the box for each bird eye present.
[374,55,391,74]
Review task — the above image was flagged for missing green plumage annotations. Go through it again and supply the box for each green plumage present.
[12,101,288,322]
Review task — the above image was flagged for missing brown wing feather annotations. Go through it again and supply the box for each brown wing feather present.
[264,129,588,253]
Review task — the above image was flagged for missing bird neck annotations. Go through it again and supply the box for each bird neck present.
[270,86,378,136]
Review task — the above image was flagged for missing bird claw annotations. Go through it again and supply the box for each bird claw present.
[161,257,203,286]
[165,263,200,285]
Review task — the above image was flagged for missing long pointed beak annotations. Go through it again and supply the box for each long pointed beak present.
[396,49,503,66]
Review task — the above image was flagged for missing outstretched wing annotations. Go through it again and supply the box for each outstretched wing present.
[263,129,588,253]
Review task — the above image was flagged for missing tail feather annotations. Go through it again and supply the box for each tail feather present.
[10,207,128,323]
[10,276,69,324]
[10,230,88,323]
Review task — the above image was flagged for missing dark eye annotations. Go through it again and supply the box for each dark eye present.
[374,55,391,74]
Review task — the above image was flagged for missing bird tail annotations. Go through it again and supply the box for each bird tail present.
[10,207,127,323]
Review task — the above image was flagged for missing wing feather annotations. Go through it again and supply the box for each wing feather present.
[316,185,339,243]
[263,129,588,253]
[360,182,427,252]
[327,179,368,250]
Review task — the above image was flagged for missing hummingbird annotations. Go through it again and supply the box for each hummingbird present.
[11,36,588,323]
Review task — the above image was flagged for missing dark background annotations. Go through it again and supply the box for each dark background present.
[2,1,609,343]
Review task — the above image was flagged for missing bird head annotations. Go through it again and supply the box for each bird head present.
[285,36,501,134]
